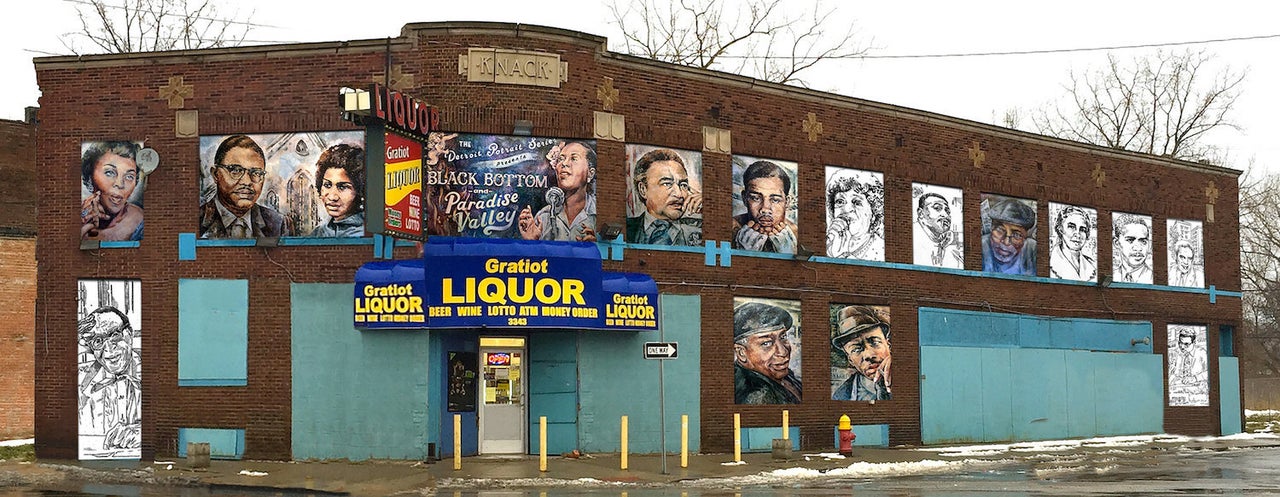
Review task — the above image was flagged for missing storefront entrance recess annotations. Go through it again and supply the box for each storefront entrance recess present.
[478,337,526,454]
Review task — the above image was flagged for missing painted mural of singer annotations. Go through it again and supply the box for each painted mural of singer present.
[517,140,598,242]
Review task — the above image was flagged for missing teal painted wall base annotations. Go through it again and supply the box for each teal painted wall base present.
[291,283,431,460]
[177,428,244,459]
[830,424,890,448]
[740,427,800,451]
[1220,357,1242,435]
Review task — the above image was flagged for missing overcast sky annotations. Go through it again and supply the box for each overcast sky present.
[5,0,1276,175]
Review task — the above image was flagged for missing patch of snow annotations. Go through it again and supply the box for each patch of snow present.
[237,470,268,477]
[1246,409,1280,417]
[720,460,747,466]
[802,452,845,460]
[152,461,175,465]
[685,458,1014,487]
[437,477,633,488]
[0,438,34,447]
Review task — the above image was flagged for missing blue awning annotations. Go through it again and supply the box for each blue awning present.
[355,238,658,331]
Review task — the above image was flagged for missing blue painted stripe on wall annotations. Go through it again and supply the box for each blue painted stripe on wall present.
[178,233,197,260]
[177,379,247,387]
[291,283,430,461]
[918,307,1153,352]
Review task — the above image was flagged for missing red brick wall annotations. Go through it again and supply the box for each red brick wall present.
[0,118,36,236]
[0,238,35,440]
[0,117,35,440]
[33,23,1241,459]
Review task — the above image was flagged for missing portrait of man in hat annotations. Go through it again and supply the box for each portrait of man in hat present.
[733,298,802,404]
[981,194,1038,275]
[830,305,892,401]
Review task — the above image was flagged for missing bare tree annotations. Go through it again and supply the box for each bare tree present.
[607,0,867,86]
[1240,168,1280,378]
[1032,49,1245,163]
[60,0,253,54]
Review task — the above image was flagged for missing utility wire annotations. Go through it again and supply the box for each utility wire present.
[642,32,1280,61]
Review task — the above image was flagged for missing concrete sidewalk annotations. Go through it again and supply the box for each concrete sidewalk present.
[8,436,1280,496]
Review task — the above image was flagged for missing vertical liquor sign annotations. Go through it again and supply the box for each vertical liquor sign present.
[383,131,424,240]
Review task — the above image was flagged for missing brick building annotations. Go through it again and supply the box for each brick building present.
[33,22,1242,462]
[0,116,35,440]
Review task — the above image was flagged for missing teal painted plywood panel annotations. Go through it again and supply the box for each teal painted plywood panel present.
[1019,316,1053,349]
[178,279,248,384]
[529,332,578,454]
[919,308,1019,348]
[1010,349,1069,441]
[1095,353,1163,436]
[291,283,430,461]
[579,295,700,453]
[980,348,1013,442]
[1064,350,1100,438]
[921,346,986,444]
[1220,358,1242,435]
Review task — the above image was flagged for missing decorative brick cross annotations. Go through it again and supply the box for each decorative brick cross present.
[597,77,619,111]
[373,65,414,91]
[802,113,823,142]
[1091,163,1106,188]
[968,141,985,168]
[158,76,194,109]
[1205,181,1219,204]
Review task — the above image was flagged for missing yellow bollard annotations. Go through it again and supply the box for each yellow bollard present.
[453,414,462,470]
[540,416,548,472]
[681,414,688,468]
[621,415,629,470]
[733,413,741,462]
[782,410,789,440]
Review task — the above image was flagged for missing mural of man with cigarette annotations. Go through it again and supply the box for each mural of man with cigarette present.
[831,305,892,401]
[626,148,703,245]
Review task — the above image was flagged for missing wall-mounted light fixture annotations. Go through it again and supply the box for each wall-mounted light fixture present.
[513,120,534,136]
[600,222,624,240]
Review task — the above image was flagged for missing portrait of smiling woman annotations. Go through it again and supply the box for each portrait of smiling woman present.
[80,141,145,241]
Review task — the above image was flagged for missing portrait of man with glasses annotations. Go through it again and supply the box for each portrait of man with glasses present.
[981,194,1038,275]
[198,134,286,238]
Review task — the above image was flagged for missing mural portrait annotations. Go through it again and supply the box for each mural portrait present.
[1112,212,1154,284]
[980,194,1038,275]
[733,297,802,404]
[1167,324,1209,406]
[825,167,884,261]
[1048,202,1099,282]
[625,145,703,245]
[731,156,799,254]
[199,131,366,239]
[77,279,141,460]
[80,141,146,242]
[422,133,598,241]
[830,304,891,401]
[1168,219,1205,288]
[912,183,964,268]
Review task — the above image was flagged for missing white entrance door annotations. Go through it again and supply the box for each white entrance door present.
[478,342,526,454]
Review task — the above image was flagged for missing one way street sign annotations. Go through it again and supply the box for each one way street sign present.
[644,342,678,359]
